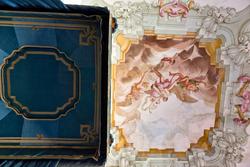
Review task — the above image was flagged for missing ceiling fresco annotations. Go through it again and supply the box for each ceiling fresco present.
[64,0,250,166]
[113,35,223,153]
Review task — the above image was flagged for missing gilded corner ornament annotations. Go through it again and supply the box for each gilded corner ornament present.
[80,26,97,46]
[80,125,98,144]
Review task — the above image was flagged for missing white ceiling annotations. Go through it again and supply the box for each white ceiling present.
[61,0,250,165]
[62,0,250,11]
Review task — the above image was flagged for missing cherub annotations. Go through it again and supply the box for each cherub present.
[141,68,199,112]
[234,75,250,125]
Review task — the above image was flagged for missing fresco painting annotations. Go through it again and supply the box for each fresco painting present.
[113,36,222,151]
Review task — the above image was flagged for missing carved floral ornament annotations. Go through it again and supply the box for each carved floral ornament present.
[103,0,250,166]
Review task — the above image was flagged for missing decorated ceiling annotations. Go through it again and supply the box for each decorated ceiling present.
[65,0,250,166]
[62,0,250,11]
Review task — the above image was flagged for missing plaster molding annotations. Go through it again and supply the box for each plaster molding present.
[221,19,250,65]
[110,1,153,36]
[105,128,137,167]
[195,6,236,39]
[102,1,250,167]
[187,129,248,167]
[211,130,246,167]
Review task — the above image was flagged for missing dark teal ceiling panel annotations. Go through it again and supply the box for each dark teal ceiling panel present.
[1,46,80,120]
[0,8,109,161]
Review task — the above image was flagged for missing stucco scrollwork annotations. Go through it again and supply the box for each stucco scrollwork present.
[188,129,247,167]
[211,130,246,167]
[221,42,250,65]
[188,150,206,167]
[196,6,236,39]
[106,147,137,167]
[111,1,151,34]
[106,128,137,167]
[221,20,250,65]
[102,0,250,166]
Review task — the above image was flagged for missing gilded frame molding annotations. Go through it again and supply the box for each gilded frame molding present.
[111,32,224,158]
[1,46,80,119]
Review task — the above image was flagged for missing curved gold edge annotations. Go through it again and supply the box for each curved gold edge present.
[0,9,103,25]
[0,148,100,160]
[1,46,80,121]
[4,50,79,115]
[0,148,101,161]
[0,146,98,149]
[0,11,102,31]
[0,9,101,18]
[112,31,224,158]
[0,155,98,160]
[0,13,99,22]
[0,139,93,144]
[0,44,100,142]
[0,137,92,140]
